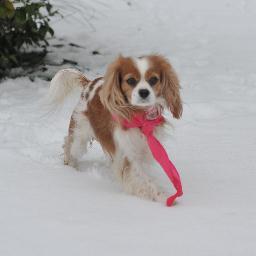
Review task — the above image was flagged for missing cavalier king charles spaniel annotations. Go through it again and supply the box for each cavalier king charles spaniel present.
[49,55,182,204]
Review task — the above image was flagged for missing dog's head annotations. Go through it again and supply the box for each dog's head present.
[100,55,182,119]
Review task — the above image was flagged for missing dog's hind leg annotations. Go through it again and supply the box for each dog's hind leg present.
[64,112,94,168]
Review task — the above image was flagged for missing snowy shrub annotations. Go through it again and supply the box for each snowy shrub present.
[0,0,59,77]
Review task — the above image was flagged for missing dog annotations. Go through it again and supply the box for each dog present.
[48,55,182,203]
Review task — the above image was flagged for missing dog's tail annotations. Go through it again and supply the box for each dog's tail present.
[48,69,90,105]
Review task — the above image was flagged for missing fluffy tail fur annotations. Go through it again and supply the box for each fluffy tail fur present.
[48,69,90,105]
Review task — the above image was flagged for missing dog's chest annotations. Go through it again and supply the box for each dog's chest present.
[114,126,165,162]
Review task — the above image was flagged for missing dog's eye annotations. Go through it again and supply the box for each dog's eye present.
[148,76,158,86]
[126,77,137,86]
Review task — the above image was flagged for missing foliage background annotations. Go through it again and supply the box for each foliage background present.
[0,0,58,78]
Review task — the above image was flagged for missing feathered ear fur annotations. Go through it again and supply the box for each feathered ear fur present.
[152,55,183,119]
[100,55,132,119]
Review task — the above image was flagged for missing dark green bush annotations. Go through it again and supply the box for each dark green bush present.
[0,0,58,77]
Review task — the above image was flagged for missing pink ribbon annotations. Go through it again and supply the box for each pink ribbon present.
[116,112,183,206]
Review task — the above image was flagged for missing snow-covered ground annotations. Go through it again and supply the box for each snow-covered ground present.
[1,0,256,255]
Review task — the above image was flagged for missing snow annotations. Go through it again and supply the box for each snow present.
[1,0,256,255]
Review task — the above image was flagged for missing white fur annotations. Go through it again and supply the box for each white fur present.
[48,69,87,105]
[70,113,94,157]
[64,112,95,168]
[113,153,167,202]
[114,126,153,163]
[131,80,156,106]
[134,57,149,76]
[131,58,156,106]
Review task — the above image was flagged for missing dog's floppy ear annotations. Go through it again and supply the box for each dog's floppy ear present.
[100,55,130,119]
[154,55,183,119]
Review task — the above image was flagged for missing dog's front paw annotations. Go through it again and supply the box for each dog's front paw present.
[154,190,168,203]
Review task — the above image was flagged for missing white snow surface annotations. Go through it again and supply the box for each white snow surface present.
[1,0,256,255]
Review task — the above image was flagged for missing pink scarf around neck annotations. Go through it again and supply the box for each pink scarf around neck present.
[114,107,183,206]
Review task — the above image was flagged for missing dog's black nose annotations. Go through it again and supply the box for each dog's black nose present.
[139,89,150,99]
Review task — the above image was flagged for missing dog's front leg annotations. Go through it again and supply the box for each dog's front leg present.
[113,155,167,203]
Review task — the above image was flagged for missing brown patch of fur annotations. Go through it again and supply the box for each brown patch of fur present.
[100,56,140,120]
[121,72,140,103]
[68,116,76,135]
[81,77,103,101]
[148,55,183,119]
[85,87,116,158]
[89,77,103,91]
[85,92,89,100]
[145,69,162,96]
